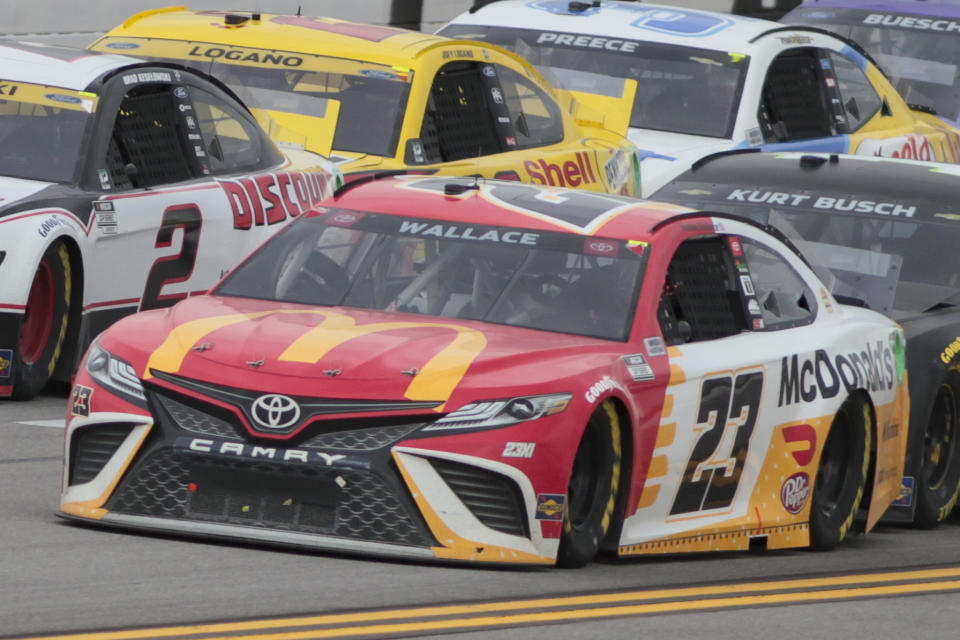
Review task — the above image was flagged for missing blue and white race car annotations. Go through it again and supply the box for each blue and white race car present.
[441,0,960,195]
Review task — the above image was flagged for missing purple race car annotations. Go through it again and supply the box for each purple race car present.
[783,0,960,125]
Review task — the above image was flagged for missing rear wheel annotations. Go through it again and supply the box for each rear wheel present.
[557,400,621,568]
[12,242,71,400]
[809,395,870,551]
[915,370,960,528]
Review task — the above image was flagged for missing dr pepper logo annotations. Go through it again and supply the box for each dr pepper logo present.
[781,472,811,514]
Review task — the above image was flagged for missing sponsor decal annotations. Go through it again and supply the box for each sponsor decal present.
[584,238,618,257]
[780,35,812,45]
[941,336,960,364]
[752,318,765,330]
[725,189,917,217]
[643,336,666,357]
[397,220,539,245]
[585,375,626,403]
[825,77,835,88]
[780,472,811,514]
[859,134,936,162]
[892,476,915,508]
[45,93,81,104]
[504,135,517,147]
[536,493,565,520]
[71,385,93,417]
[442,49,475,59]
[37,215,65,238]
[327,211,365,227]
[220,170,333,229]
[0,84,18,96]
[622,354,655,382]
[746,127,763,146]
[173,86,189,99]
[820,287,834,313]
[178,103,192,112]
[739,274,755,296]
[747,299,761,315]
[727,236,743,256]
[0,349,11,378]
[819,58,832,70]
[490,87,504,104]
[865,13,960,32]
[250,394,301,430]
[105,42,140,50]
[778,341,896,407]
[781,423,816,466]
[524,151,598,188]
[122,71,173,85]
[180,437,354,467]
[497,116,511,124]
[185,115,197,130]
[482,65,496,77]
[502,441,536,458]
[603,148,631,193]
[186,45,303,67]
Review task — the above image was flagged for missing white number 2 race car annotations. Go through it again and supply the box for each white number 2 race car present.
[0,43,341,399]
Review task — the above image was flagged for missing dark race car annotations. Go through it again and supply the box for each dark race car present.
[653,150,960,526]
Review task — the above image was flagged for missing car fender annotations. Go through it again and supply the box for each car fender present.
[0,210,89,308]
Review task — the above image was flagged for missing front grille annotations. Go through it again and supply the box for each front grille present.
[108,450,432,546]
[430,458,528,538]
[155,393,239,439]
[300,423,423,450]
[69,423,136,485]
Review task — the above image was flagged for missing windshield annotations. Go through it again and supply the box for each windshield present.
[653,180,960,313]
[785,7,960,123]
[0,82,95,183]
[215,209,645,340]
[93,37,412,157]
[439,24,748,138]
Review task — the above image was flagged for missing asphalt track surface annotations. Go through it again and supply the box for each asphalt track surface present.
[4,391,960,639]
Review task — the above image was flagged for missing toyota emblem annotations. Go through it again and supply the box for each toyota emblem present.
[250,394,301,430]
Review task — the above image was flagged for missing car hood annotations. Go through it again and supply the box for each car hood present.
[628,129,734,197]
[112,296,620,405]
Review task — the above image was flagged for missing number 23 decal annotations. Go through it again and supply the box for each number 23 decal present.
[671,369,764,515]
[140,204,202,311]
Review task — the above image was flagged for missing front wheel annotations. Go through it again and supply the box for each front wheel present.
[809,394,871,551]
[557,400,622,568]
[915,370,960,528]
[12,241,72,400]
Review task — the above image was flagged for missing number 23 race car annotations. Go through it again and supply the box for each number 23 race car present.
[0,43,341,399]
[60,176,907,566]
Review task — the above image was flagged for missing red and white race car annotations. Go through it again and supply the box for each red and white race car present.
[60,175,908,566]
[0,42,341,399]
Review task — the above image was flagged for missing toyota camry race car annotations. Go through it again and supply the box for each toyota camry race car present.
[653,150,960,527]
[0,43,341,400]
[783,0,960,126]
[440,0,960,196]
[88,8,640,195]
[60,174,907,567]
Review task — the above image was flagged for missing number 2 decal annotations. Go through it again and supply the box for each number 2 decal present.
[670,370,764,515]
[140,204,202,311]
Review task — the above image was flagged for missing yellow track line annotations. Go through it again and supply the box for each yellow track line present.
[22,566,960,640]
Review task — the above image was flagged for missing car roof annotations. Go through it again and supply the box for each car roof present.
[450,0,783,50]
[791,0,960,17]
[0,41,139,90]
[322,175,698,240]
[662,150,960,222]
[103,8,456,67]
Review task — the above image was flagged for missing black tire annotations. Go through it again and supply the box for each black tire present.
[557,400,622,568]
[809,394,871,551]
[12,241,72,400]
[915,369,960,529]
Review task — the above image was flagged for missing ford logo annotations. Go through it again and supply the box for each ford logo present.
[174,87,189,99]
[251,394,300,430]
[45,93,82,104]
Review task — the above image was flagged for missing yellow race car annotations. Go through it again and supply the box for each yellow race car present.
[90,8,640,195]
